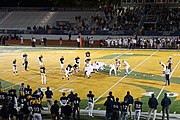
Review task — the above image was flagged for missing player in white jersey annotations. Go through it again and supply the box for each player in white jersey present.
[109,64,117,76]
[123,60,130,75]
[93,61,106,72]
[22,53,28,71]
[63,64,73,80]
[159,61,166,76]
[13,59,18,75]
[115,58,121,74]
[38,55,43,67]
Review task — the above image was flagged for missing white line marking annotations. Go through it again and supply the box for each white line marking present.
[53,77,79,92]
[94,50,158,103]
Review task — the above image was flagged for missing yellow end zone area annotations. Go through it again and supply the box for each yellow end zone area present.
[0,49,179,104]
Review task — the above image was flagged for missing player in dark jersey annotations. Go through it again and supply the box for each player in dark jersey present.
[121,98,129,120]
[134,98,143,120]
[32,99,43,120]
[112,98,121,120]
[167,56,172,72]
[60,56,65,72]
[87,91,94,117]
[12,59,18,75]
[73,93,81,120]
[17,92,27,108]
[24,85,32,97]
[40,64,46,84]
[60,92,68,119]
[0,89,7,106]
[38,55,43,67]
[73,64,79,74]
[74,56,80,72]
[85,51,91,63]
[45,87,53,112]
[67,91,75,107]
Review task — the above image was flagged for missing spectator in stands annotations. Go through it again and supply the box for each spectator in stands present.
[20,35,24,45]
[147,94,158,120]
[68,31,72,41]
[51,100,60,120]
[161,93,171,120]
[45,87,53,112]
[124,91,133,119]
[77,36,80,47]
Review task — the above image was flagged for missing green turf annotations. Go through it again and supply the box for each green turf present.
[96,54,154,59]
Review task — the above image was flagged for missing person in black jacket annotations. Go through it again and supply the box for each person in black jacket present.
[50,100,59,120]
[161,93,171,120]
[64,102,72,120]
[124,91,133,119]
[147,94,158,120]
[104,96,114,120]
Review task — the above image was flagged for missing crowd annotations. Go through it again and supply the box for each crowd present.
[105,36,180,49]
[26,5,179,35]
[0,81,172,120]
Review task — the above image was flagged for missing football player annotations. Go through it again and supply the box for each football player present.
[13,59,18,75]
[159,61,166,76]
[38,55,43,67]
[123,60,130,75]
[74,56,80,72]
[60,56,65,72]
[109,63,117,76]
[22,53,28,71]
[167,56,172,72]
[40,64,46,84]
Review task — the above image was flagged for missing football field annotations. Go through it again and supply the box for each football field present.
[0,46,180,114]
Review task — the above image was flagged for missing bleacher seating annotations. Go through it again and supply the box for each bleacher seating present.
[0,12,47,29]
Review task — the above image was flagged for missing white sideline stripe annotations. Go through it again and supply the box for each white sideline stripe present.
[157,60,180,99]
[3,49,103,90]
[152,60,180,120]
[53,77,79,92]
[94,50,158,103]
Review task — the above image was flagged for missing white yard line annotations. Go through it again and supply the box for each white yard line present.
[53,77,80,92]
[153,60,180,120]
[94,50,158,103]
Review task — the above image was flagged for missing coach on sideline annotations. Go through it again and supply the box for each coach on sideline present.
[161,93,171,120]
